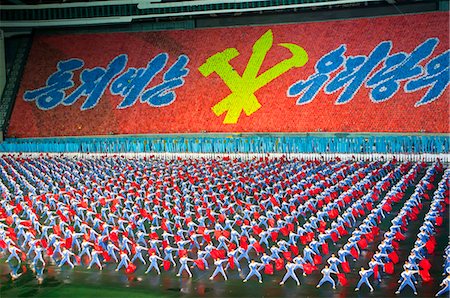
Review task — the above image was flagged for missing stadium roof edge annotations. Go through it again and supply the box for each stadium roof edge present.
[0,0,386,28]
[1,0,160,10]
[1,0,381,28]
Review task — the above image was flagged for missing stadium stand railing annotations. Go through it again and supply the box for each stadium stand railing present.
[0,134,448,159]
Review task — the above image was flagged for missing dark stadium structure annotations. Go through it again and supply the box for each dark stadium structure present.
[0,1,448,298]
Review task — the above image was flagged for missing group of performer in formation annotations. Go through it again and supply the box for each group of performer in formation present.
[0,155,448,296]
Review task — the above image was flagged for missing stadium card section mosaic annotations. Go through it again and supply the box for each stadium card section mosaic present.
[7,12,449,138]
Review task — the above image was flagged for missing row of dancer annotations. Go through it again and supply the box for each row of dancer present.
[0,156,447,294]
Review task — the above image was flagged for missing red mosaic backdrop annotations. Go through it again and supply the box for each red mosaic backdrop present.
[7,12,449,138]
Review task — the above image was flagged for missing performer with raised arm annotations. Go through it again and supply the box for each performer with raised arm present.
[176,255,194,277]
[280,262,302,286]
[243,260,264,283]
[396,269,420,295]
[210,258,229,281]
[355,267,374,292]
[145,252,163,275]
[59,247,76,269]
[316,265,338,289]
[115,250,131,272]
[436,274,450,297]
